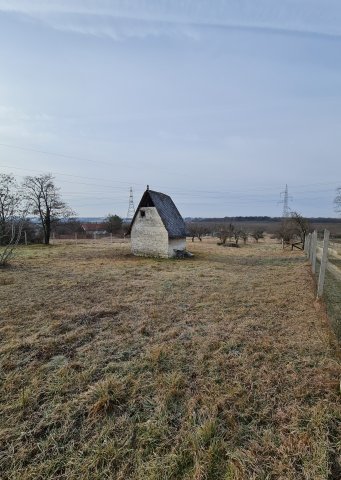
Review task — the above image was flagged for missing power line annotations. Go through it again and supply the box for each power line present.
[1,140,340,195]
[0,164,142,189]
[0,160,339,218]
[3,165,339,198]
[0,142,119,168]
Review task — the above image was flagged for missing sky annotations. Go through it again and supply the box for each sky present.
[0,0,341,218]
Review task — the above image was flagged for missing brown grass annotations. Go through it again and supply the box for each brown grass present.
[0,238,341,479]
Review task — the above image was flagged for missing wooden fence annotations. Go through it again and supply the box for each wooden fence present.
[304,229,341,298]
[50,233,127,244]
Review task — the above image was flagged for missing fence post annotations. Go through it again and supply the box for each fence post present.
[24,231,27,245]
[311,230,318,274]
[110,233,113,243]
[304,234,308,253]
[307,233,312,259]
[94,232,96,241]
[75,233,78,245]
[317,229,330,298]
[309,232,314,263]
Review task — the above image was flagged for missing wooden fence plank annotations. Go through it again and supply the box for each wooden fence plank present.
[311,230,317,274]
[317,229,330,298]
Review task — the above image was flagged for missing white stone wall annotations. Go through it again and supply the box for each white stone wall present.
[168,238,186,257]
[131,207,169,258]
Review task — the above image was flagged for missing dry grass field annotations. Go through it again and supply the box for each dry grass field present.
[1,239,341,479]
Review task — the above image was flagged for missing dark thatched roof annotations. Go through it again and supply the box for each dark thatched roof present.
[127,189,186,239]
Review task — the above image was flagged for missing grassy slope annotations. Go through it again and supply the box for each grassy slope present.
[0,239,340,480]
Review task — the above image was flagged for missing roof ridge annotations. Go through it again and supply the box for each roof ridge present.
[127,189,186,238]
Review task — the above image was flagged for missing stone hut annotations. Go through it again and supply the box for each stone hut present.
[127,187,186,258]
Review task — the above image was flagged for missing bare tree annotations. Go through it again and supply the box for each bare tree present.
[233,228,242,246]
[239,229,249,245]
[0,173,27,265]
[23,174,73,245]
[0,220,24,267]
[276,220,295,243]
[0,174,21,245]
[275,213,311,245]
[216,223,229,245]
[217,223,239,246]
[251,229,264,243]
[335,187,341,214]
[186,222,207,242]
[290,211,311,243]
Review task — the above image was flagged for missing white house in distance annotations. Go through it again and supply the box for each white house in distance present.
[127,187,186,258]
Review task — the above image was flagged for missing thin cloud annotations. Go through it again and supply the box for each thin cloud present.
[0,105,54,122]
[0,105,56,142]
[1,0,341,40]
[44,16,200,41]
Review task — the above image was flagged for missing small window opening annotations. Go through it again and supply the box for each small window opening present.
[140,210,146,217]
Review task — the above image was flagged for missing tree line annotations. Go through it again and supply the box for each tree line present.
[186,221,264,245]
[186,212,321,247]
[187,190,341,247]
[0,173,73,247]
[2,171,340,264]
[0,173,124,265]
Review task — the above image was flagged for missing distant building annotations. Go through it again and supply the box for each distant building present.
[81,223,107,235]
[127,187,186,258]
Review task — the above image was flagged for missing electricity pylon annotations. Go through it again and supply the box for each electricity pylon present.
[126,187,135,220]
[279,184,292,217]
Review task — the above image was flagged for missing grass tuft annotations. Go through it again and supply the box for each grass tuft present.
[1,238,340,479]
[83,376,128,416]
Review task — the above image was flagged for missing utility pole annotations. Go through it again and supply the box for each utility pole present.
[126,187,135,220]
[279,184,292,218]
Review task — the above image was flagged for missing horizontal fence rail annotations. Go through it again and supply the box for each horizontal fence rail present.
[305,229,341,298]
